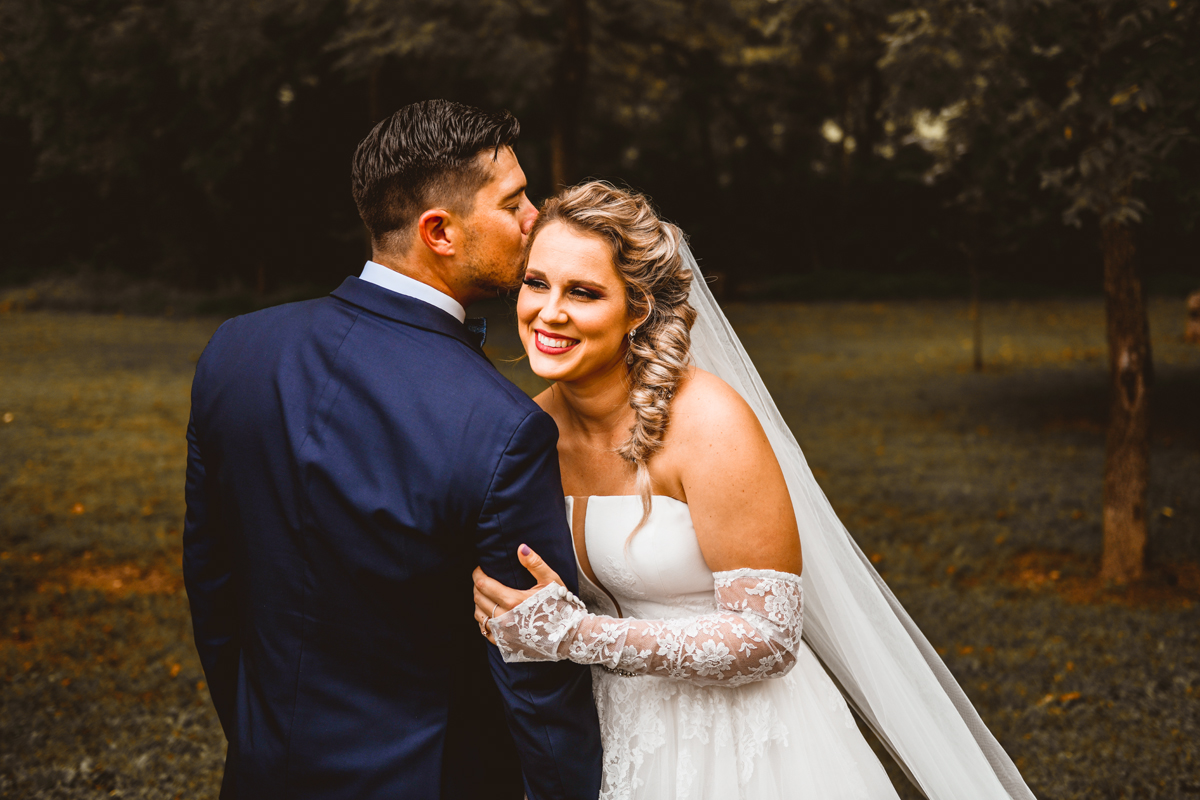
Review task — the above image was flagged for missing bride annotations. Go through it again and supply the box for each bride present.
[472,181,1035,800]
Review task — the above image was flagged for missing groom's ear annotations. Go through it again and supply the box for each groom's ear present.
[416,208,458,257]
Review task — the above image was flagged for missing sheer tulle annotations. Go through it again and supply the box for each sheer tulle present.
[682,244,1035,800]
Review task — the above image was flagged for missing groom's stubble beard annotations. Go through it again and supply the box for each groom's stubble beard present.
[459,220,528,299]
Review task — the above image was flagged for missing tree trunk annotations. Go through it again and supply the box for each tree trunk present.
[964,241,983,372]
[1099,220,1152,583]
[960,213,984,371]
[1186,291,1200,343]
[856,64,884,172]
[368,62,383,125]
[550,0,589,191]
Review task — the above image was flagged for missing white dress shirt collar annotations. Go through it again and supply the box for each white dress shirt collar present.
[359,261,466,323]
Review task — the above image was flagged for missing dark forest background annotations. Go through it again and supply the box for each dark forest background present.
[1,0,1197,303]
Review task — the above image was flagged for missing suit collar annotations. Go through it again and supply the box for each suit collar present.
[359,261,466,322]
[330,276,482,353]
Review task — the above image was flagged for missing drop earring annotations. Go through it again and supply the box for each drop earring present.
[628,327,638,342]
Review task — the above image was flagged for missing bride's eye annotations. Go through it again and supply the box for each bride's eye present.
[570,287,601,300]
[522,277,548,290]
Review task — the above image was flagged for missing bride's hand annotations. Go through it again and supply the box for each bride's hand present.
[473,544,564,645]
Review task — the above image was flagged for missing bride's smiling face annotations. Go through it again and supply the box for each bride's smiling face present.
[517,221,635,384]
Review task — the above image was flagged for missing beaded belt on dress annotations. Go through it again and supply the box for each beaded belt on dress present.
[602,665,639,677]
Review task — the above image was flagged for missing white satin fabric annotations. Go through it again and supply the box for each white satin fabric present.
[567,495,900,800]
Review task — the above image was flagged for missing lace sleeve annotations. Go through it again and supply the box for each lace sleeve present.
[487,568,803,687]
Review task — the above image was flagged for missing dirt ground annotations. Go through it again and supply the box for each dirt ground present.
[1,297,1197,799]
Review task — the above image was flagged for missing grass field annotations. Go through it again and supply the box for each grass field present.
[1,297,1198,799]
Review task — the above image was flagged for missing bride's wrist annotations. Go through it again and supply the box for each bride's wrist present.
[488,582,587,662]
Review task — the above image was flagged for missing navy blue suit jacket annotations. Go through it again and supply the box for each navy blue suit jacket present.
[183,276,602,799]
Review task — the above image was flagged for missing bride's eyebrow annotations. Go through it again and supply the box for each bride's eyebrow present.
[524,266,608,293]
[566,278,607,294]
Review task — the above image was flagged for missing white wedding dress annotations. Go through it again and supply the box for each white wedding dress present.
[496,494,901,800]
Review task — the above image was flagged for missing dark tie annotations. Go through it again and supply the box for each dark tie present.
[465,317,487,349]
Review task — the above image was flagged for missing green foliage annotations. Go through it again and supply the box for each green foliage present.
[1025,0,1198,228]
[0,0,359,288]
[0,0,1195,295]
[879,0,1200,230]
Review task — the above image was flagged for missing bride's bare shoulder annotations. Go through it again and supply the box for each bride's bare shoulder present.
[668,368,763,443]
[666,369,801,573]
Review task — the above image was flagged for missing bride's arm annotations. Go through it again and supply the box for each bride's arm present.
[481,555,802,686]
[475,370,805,686]
[666,369,802,576]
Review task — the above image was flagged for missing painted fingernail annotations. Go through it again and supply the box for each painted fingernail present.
[519,544,531,557]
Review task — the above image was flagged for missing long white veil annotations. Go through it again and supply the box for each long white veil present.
[682,243,1036,800]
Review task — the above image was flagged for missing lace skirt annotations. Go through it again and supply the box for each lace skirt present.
[592,640,901,800]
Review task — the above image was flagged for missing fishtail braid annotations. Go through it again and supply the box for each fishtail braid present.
[529,183,697,530]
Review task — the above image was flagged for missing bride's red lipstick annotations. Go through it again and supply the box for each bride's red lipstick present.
[533,328,580,355]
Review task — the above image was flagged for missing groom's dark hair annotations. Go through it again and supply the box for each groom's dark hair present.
[352,99,520,254]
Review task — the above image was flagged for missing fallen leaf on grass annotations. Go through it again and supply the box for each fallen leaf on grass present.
[38,563,183,597]
[1005,549,1200,609]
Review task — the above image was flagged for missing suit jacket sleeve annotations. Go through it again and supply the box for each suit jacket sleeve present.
[183,408,239,737]
[476,409,603,800]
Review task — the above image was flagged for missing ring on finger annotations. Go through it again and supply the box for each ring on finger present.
[491,602,499,619]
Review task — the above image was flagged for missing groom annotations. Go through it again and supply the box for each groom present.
[183,100,602,799]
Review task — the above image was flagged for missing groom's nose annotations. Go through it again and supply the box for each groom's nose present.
[520,197,538,235]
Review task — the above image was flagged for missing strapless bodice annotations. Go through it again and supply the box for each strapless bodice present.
[565,495,715,620]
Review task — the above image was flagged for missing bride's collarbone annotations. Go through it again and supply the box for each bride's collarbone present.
[558,443,685,502]
[551,397,693,499]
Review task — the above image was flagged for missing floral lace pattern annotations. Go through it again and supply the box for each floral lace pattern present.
[601,555,646,599]
[592,670,794,800]
[489,568,803,688]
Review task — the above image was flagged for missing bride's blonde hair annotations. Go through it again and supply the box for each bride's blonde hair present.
[529,181,697,526]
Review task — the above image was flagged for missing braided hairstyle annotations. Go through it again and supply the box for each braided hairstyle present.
[530,181,697,528]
